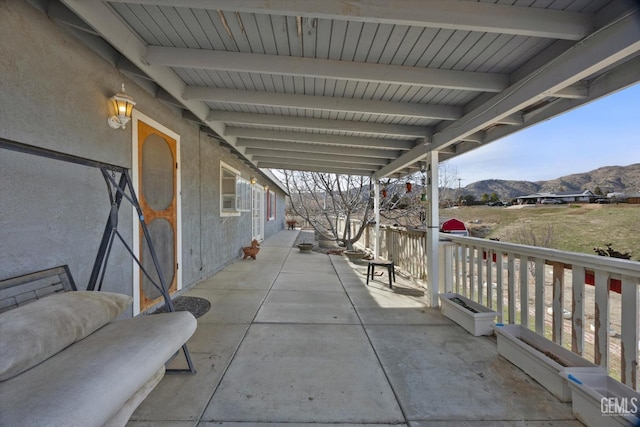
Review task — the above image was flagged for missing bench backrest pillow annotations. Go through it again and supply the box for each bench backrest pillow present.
[0,291,132,381]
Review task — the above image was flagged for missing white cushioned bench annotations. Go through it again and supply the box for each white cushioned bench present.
[0,266,197,427]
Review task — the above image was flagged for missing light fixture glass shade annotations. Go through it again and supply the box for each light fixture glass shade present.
[108,84,136,129]
[250,177,256,184]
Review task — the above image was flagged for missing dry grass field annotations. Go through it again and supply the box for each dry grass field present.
[442,203,640,261]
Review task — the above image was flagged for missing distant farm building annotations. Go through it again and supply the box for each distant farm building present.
[623,193,640,204]
[516,190,596,204]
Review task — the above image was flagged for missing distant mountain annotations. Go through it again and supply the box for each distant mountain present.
[459,164,640,200]
[463,180,541,200]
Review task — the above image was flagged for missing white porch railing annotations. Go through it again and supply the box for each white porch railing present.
[441,234,639,390]
[335,219,428,280]
[339,220,639,390]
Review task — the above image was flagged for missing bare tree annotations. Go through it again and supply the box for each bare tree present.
[377,175,424,228]
[281,162,459,241]
[438,162,461,207]
[282,171,373,250]
[503,223,557,279]
[504,224,557,249]
[378,162,460,227]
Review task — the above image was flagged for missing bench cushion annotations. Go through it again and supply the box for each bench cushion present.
[0,311,196,427]
[0,291,132,381]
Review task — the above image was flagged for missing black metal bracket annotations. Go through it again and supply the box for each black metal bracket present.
[1,137,196,375]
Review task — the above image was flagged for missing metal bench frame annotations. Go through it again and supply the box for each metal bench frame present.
[0,265,77,314]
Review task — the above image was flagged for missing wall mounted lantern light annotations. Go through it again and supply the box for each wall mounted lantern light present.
[250,176,257,185]
[108,84,136,129]
[263,184,269,191]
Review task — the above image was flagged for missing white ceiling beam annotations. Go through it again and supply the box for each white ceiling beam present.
[252,155,387,168]
[146,47,508,93]
[155,88,184,108]
[52,6,261,174]
[210,111,428,138]
[113,0,592,40]
[552,82,588,99]
[260,168,289,194]
[60,0,230,147]
[461,132,484,143]
[495,113,524,126]
[433,11,640,149]
[116,57,153,81]
[439,145,456,155]
[185,87,462,121]
[225,128,414,150]
[372,144,433,177]
[257,162,375,176]
[48,1,100,35]
[257,158,377,171]
[487,55,640,146]
[374,9,640,179]
[236,139,398,159]
[248,150,389,166]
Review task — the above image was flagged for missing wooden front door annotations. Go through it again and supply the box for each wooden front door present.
[137,121,178,311]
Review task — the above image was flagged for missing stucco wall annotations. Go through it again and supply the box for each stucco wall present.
[264,189,287,237]
[0,2,284,314]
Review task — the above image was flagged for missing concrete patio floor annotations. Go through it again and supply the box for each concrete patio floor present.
[128,229,582,426]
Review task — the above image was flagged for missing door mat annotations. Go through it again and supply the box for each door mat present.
[152,296,211,318]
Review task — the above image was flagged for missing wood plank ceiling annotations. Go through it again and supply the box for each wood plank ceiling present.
[48,0,640,177]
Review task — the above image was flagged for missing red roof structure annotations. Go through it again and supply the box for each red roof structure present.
[440,218,468,235]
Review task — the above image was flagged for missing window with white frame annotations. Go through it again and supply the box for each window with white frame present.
[220,162,251,215]
[236,178,251,211]
[267,190,276,220]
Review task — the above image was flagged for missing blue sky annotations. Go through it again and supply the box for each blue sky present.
[446,83,640,184]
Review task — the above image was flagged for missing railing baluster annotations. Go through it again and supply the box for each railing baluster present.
[496,251,504,323]
[478,247,484,305]
[469,247,476,300]
[412,236,417,278]
[443,243,453,293]
[552,262,564,345]
[462,245,469,297]
[594,270,610,369]
[411,236,420,277]
[520,256,529,327]
[454,244,461,293]
[534,258,545,335]
[572,265,585,356]
[508,253,515,324]
[487,250,493,310]
[620,275,639,389]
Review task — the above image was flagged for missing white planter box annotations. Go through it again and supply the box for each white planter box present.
[438,293,497,336]
[493,324,600,402]
[560,369,640,427]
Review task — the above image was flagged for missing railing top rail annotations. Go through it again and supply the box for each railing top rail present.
[440,233,640,278]
[377,225,426,235]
